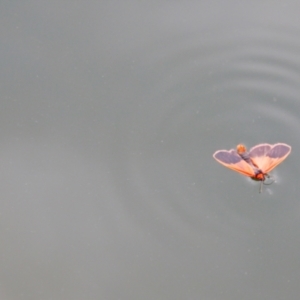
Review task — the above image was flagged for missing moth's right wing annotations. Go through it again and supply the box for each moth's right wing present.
[213,149,256,177]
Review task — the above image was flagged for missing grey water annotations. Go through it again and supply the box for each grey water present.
[1,1,300,299]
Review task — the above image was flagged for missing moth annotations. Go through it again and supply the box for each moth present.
[213,143,291,192]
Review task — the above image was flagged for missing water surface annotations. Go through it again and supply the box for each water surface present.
[1,1,300,299]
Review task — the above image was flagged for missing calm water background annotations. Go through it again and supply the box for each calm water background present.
[1,1,300,299]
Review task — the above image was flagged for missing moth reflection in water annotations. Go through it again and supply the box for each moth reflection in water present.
[213,143,291,192]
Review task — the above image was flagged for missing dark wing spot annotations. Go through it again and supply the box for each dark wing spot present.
[249,144,271,157]
[214,150,242,164]
[267,144,291,158]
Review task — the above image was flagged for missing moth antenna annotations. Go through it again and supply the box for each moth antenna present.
[263,174,275,186]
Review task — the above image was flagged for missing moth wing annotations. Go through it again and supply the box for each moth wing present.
[248,143,272,169]
[249,143,291,173]
[213,149,256,177]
